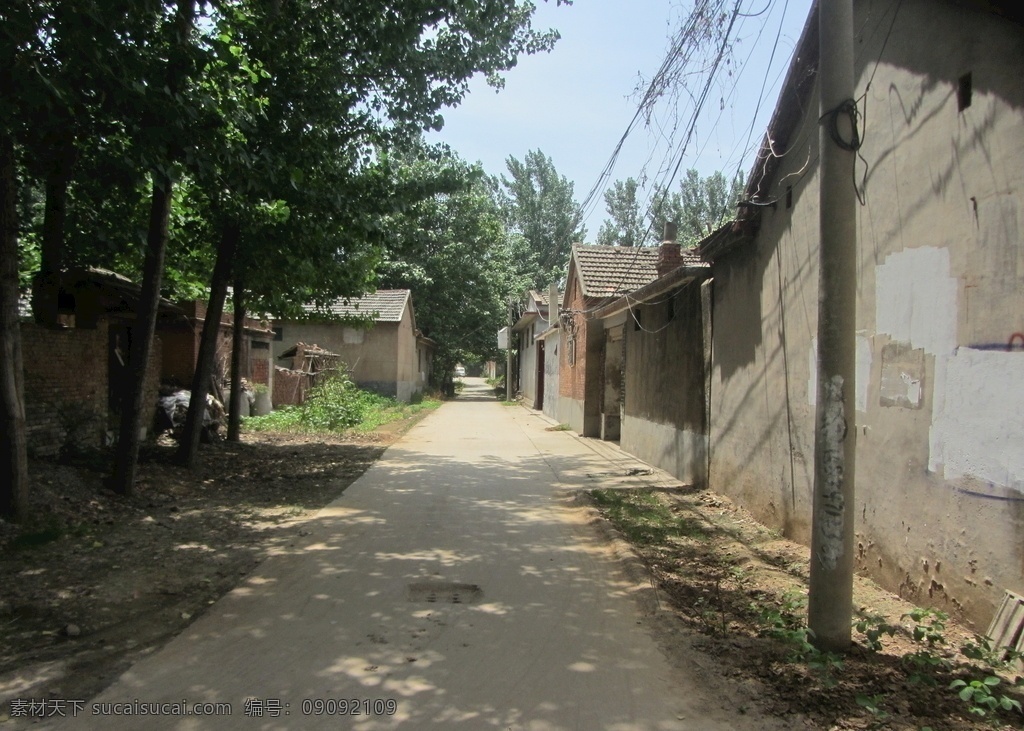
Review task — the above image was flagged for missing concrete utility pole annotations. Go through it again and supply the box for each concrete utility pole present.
[808,0,858,652]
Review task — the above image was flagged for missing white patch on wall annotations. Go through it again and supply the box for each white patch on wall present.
[929,348,1024,491]
[807,336,872,413]
[875,247,958,357]
[343,327,365,344]
[873,246,1024,492]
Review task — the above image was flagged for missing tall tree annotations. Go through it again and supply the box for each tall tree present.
[649,169,743,247]
[0,132,28,521]
[596,177,648,247]
[381,149,518,392]
[498,149,585,289]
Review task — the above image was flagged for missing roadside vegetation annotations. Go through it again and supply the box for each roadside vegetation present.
[588,487,1024,730]
[245,372,440,435]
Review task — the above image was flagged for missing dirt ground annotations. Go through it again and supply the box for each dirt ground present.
[0,422,413,723]
[583,485,1024,731]
[1,415,1022,729]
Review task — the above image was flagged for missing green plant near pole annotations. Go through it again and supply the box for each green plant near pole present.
[949,676,1022,718]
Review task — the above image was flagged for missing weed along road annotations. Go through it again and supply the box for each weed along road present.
[45,377,778,730]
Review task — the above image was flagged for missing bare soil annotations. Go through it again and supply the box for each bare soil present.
[584,485,1024,731]
[0,422,414,723]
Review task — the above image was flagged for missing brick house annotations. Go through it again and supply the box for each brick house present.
[557,244,665,437]
[20,268,174,457]
[158,299,274,395]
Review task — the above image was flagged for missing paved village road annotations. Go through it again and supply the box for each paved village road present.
[48,378,774,731]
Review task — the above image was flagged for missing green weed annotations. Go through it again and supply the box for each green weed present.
[854,613,899,652]
[949,676,1022,718]
[589,489,705,546]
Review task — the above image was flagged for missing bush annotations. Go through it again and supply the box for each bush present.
[298,372,393,431]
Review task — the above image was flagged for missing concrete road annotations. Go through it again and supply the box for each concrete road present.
[47,378,768,730]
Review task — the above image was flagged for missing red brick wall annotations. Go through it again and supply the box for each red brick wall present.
[273,367,308,406]
[21,320,163,456]
[251,354,270,386]
[559,275,589,401]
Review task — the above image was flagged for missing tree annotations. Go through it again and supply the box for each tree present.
[649,169,743,247]
[380,148,518,393]
[498,149,585,289]
[596,177,648,247]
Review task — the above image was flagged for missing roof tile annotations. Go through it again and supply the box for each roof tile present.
[573,244,702,298]
[303,289,410,322]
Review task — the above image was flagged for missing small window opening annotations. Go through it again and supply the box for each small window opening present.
[957,72,972,111]
[667,298,675,322]
[786,186,793,209]
[633,309,643,331]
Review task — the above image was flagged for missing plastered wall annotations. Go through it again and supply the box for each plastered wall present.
[708,0,1024,627]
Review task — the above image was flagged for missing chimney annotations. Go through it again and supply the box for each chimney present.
[548,281,559,324]
[656,221,682,277]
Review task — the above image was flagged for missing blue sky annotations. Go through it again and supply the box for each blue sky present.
[426,0,814,234]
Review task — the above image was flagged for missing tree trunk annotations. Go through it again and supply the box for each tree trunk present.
[111,172,173,496]
[0,131,29,520]
[227,277,245,442]
[31,136,76,327]
[177,221,239,466]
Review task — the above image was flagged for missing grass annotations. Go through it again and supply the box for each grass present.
[589,488,705,545]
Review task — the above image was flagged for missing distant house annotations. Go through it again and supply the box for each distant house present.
[591,236,709,484]
[557,244,668,437]
[512,288,557,411]
[272,289,433,403]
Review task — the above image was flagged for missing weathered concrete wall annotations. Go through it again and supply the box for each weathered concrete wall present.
[707,0,1024,628]
[621,285,708,485]
[394,307,419,402]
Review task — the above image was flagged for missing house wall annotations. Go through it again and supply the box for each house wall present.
[518,315,550,408]
[273,321,402,398]
[542,332,561,421]
[415,341,433,393]
[558,274,587,433]
[160,303,272,392]
[394,307,420,402]
[518,322,535,403]
[621,284,708,485]
[21,320,162,456]
[707,0,1024,628]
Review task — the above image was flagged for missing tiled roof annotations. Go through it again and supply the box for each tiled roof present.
[573,244,706,298]
[570,245,659,298]
[304,290,410,322]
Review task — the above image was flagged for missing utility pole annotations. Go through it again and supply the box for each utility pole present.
[808,0,858,652]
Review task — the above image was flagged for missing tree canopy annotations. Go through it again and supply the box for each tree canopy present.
[594,169,743,249]
[1,0,568,514]
[497,149,585,290]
